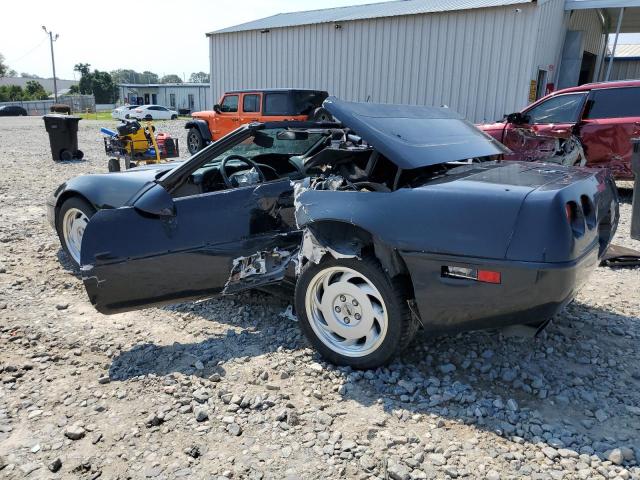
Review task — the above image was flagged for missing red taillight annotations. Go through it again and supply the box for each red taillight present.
[565,202,574,221]
[442,266,501,284]
[477,270,501,284]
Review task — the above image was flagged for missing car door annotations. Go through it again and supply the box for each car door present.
[79,130,299,314]
[577,86,640,179]
[214,94,240,138]
[502,92,588,161]
[239,93,261,124]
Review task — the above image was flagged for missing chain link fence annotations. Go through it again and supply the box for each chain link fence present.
[0,95,95,115]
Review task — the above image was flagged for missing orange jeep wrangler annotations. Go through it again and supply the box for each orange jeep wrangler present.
[185,89,330,154]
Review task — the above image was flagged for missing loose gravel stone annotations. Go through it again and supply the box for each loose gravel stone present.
[0,117,639,480]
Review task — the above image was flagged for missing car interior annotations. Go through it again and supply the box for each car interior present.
[170,126,493,199]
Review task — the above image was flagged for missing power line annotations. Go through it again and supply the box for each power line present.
[7,38,47,66]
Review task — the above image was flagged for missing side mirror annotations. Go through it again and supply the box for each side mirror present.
[213,104,221,113]
[505,112,530,125]
[134,184,175,217]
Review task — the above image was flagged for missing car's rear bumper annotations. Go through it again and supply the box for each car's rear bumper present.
[401,243,598,333]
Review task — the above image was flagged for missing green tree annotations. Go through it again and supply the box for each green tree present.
[160,74,182,84]
[71,63,114,103]
[91,70,114,103]
[189,71,210,83]
[25,80,48,100]
[8,69,17,77]
[141,71,159,83]
[0,85,25,101]
[0,53,7,78]
[74,63,93,95]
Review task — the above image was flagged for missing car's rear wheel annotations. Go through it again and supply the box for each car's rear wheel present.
[295,257,418,369]
[187,128,204,154]
[171,114,178,120]
[56,197,96,267]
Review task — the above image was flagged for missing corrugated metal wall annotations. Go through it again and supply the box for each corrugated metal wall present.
[568,9,604,55]
[606,59,640,80]
[209,3,548,122]
[531,0,568,82]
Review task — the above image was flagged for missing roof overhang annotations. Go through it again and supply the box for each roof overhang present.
[566,1,640,33]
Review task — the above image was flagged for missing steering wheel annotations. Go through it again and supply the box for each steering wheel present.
[220,154,266,188]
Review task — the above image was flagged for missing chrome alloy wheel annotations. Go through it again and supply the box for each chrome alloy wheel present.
[62,207,89,264]
[304,266,388,357]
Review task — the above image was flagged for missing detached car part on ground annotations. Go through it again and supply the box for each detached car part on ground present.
[47,97,619,369]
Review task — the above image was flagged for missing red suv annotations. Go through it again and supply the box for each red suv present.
[478,80,640,179]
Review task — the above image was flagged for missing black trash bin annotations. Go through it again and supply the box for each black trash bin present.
[43,114,84,161]
[631,139,640,240]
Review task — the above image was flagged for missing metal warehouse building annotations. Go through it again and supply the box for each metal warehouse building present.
[117,83,211,112]
[605,43,640,79]
[207,0,640,122]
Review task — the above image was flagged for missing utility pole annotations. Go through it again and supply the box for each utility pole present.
[42,26,59,103]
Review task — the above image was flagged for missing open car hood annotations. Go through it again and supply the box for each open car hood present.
[323,97,509,170]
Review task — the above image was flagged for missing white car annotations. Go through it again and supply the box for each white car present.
[111,105,139,120]
[131,105,179,120]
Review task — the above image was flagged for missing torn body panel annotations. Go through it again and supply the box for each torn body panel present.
[223,247,295,294]
[501,127,585,166]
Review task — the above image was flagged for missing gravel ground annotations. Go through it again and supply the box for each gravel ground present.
[0,116,639,480]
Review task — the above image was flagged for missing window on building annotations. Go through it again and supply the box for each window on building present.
[584,87,640,119]
[243,94,260,113]
[188,94,195,109]
[525,93,587,124]
[220,95,238,112]
[263,93,289,115]
[169,94,176,108]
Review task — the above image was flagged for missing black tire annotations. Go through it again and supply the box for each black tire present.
[309,107,333,122]
[125,114,130,119]
[59,150,73,161]
[171,114,178,120]
[295,256,418,369]
[74,150,84,160]
[55,196,96,267]
[187,128,204,155]
[108,158,121,172]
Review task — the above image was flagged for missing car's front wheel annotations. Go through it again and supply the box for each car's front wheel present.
[295,257,418,369]
[187,128,204,154]
[56,197,96,267]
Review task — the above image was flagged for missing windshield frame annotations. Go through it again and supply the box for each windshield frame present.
[159,121,339,193]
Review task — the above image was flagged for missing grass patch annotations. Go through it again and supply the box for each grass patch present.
[77,112,114,121]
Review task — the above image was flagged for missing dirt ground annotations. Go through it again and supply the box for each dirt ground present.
[0,116,639,480]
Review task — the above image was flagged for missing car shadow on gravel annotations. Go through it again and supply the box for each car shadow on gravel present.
[340,301,640,456]
[107,290,638,456]
[108,292,301,381]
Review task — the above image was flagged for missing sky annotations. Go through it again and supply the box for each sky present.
[0,0,387,81]
[3,0,640,81]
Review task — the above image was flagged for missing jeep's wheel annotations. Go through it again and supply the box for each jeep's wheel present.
[309,107,333,122]
[187,128,204,154]
[295,257,417,369]
[56,197,96,267]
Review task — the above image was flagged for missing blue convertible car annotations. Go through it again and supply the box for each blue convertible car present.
[47,98,618,369]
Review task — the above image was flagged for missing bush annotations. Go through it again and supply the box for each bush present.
[50,104,71,114]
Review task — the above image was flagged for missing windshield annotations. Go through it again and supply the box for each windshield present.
[200,128,323,168]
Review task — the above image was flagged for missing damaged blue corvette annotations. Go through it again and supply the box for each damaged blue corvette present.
[47,97,619,369]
